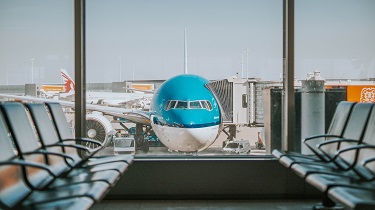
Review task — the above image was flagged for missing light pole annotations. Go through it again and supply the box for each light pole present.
[29,58,35,83]
[184,27,188,74]
[5,69,8,85]
[241,49,250,78]
[241,52,244,78]
[119,56,122,82]
[245,49,250,79]
[132,64,135,81]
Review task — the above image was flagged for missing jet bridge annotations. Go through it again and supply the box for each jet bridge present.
[206,78,254,141]
[206,77,283,142]
[207,78,249,125]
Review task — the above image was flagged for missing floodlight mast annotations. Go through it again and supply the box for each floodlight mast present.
[184,27,188,74]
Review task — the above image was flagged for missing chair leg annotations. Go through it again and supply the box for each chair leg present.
[313,193,343,210]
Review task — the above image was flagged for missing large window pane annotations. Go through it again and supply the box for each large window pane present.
[5,1,373,158]
[85,0,283,157]
[295,0,375,153]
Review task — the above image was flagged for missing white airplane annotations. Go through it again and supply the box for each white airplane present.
[60,69,152,110]
[0,73,222,153]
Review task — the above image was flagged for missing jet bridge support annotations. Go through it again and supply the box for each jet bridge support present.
[221,125,237,147]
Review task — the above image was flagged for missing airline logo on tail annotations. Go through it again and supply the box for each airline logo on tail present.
[60,69,75,93]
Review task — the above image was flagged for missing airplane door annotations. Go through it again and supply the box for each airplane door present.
[232,79,249,125]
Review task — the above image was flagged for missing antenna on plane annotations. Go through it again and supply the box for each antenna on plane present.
[184,27,188,74]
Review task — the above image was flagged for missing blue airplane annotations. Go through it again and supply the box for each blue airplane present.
[150,74,221,152]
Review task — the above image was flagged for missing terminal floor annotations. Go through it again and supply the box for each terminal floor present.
[92,199,320,210]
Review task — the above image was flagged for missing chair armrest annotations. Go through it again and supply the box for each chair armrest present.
[22,150,75,162]
[317,139,360,161]
[62,138,103,147]
[303,135,342,161]
[363,156,375,166]
[334,145,375,159]
[0,159,56,178]
[318,138,359,149]
[304,134,341,142]
[45,143,101,165]
[303,143,330,162]
[333,145,375,167]
[50,142,102,162]
[45,143,92,153]
[62,138,105,155]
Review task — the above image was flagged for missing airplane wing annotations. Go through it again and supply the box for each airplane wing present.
[128,88,155,94]
[0,93,151,125]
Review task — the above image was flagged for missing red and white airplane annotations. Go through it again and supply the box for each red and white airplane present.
[59,69,152,110]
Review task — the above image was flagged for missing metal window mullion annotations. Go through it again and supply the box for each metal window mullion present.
[282,0,295,151]
[74,0,86,139]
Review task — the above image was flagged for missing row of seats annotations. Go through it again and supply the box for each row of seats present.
[0,102,134,209]
[273,101,375,210]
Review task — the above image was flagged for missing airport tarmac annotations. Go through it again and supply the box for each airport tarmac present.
[96,126,267,157]
[66,113,267,157]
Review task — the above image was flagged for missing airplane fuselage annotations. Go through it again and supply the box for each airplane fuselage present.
[150,74,221,152]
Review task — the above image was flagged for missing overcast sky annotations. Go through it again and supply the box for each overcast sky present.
[0,0,374,85]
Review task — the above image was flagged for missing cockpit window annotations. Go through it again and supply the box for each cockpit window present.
[176,101,188,109]
[169,100,177,109]
[190,101,202,109]
[164,100,213,111]
[201,100,213,110]
[164,100,177,110]
[201,101,208,109]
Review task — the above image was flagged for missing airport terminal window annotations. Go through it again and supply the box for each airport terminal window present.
[1,1,374,158]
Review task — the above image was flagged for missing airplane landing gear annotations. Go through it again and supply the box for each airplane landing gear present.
[119,122,153,153]
[134,123,150,152]
[142,140,149,152]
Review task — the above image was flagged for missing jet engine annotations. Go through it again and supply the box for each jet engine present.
[85,112,117,149]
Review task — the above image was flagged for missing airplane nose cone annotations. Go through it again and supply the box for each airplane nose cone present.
[151,122,220,152]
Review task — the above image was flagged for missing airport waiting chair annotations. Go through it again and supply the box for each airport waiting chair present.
[0,102,121,189]
[304,109,375,193]
[45,102,134,167]
[290,103,374,178]
[25,102,130,176]
[328,156,375,210]
[290,106,375,210]
[279,102,368,170]
[0,106,106,209]
[329,187,375,210]
[305,143,375,209]
[307,145,375,191]
[272,101,356,168]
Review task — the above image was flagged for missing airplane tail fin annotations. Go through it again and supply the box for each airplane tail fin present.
[60,69,75,93]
